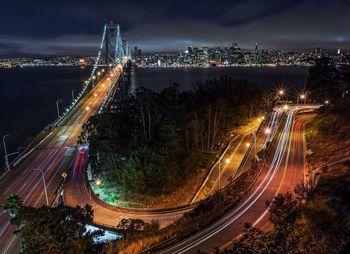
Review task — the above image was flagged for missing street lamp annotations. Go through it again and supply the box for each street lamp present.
[95,179,102,186]
[34,168,49,206]
[257,116,265,123]
[248,129,258,170]
[265,127,272,135]
[300,94,306,105]
[71,90,75,103]
[2,135,10,171]
[325,100,329,105]
[278,90,284,96]
[56,99,62,119]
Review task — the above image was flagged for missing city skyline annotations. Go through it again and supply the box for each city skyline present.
[1,0,350,56]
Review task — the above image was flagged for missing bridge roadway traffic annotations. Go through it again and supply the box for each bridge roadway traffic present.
[157,106,315,254]
[0,64,125,254]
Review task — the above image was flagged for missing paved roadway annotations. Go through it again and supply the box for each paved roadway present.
[64,146,186,228]
[0,64,123,254]
[157,106,314,254]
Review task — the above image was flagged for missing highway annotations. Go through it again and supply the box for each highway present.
[157,106,314,254]
[0,64,123,254]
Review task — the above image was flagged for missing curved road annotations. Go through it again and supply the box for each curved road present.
[64,146,187,228]
[157,107,312,253]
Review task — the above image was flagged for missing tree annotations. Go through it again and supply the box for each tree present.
[81,77,272,199]
[2,193,23,217]
[306,57,340,102]
[10,204,103,254]
[266,192,300,230]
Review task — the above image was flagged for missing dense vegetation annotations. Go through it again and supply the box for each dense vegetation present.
[79,77,272,197]
[307,58,350,142]
[2,194,103,253]
[307,57,350,103]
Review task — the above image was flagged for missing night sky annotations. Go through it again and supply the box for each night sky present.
[1,0,350,56]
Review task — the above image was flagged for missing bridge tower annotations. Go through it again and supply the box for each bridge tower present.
[122,39,130,58]
[104,21,123,67]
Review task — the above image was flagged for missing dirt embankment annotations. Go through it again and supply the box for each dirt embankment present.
[305,114,350,179]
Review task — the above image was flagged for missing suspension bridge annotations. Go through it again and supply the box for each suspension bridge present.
[0,22,131,254]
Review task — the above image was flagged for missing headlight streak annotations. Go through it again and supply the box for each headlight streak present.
[161,109,296,254]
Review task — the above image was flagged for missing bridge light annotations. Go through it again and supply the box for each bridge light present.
[92,75,96,80]
[283,104,289,110]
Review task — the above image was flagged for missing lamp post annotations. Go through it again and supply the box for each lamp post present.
[92,75,96,87]
[2,135,10,171]
[276,89,285,105]
[264,127,272,144]
[218,158,231,191]
[245,129,258,170]
[56,99,62,119]
[34,168,49,206]
[249,130,258,169]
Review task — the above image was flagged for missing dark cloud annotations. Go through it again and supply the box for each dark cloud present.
[0,0,349,56]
